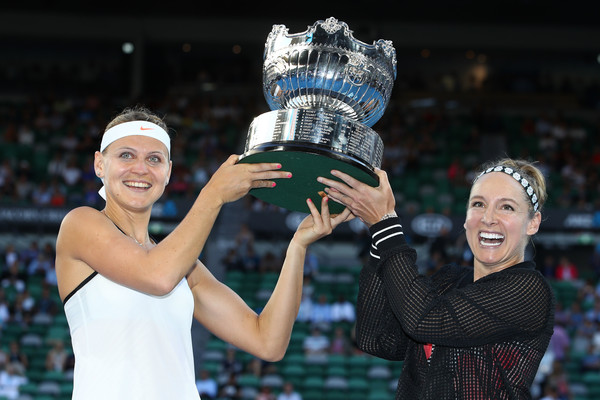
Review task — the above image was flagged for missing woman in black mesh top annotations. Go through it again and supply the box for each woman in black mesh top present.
[317,158,555,399]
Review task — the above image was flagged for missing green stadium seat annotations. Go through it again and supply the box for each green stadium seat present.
[302,375,324,390]
[237,373,261,388]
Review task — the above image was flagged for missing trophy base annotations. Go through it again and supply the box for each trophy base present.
[238,144,379,214]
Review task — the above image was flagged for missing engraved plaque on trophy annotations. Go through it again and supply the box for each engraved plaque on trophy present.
[238,17,397,213]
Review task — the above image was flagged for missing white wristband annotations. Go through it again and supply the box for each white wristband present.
[380,211,397,221]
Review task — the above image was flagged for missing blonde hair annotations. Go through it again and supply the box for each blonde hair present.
[474,158,547,216]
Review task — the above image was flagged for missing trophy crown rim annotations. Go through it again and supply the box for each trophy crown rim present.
[267,17,397,75]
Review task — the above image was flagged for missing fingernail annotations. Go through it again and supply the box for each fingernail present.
[317,177,323,183]
[307,198,312,203]
[276,164,282,169]
[287,173,292,178]
[272,182,276,187]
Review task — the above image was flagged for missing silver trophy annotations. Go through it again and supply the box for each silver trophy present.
[238,17,397,213]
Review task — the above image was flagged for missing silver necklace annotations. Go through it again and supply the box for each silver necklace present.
[129,235,144,247]
[102,211,146,247]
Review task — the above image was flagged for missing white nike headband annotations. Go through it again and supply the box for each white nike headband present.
[100,120,171,154]
[98,120,171,200]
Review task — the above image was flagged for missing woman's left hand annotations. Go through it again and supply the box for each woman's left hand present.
[293,196,354,248]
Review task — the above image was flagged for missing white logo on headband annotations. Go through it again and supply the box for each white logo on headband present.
[476,165,539,211]
[98,120,171,201]
[100,120,170,154]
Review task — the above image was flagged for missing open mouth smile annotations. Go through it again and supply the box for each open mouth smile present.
[479,232,505,247]
[124,181,151,189]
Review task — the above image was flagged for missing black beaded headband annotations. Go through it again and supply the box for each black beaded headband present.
[476,166,539,212]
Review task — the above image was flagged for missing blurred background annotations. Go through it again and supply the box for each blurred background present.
[0,2,599,399]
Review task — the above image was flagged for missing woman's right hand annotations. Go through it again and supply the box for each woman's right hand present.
[318,168,395,227]
[202,155,292,205]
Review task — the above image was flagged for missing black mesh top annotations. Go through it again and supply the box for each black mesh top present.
[355,217,555,400]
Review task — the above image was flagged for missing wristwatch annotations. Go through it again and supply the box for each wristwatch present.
[380,211,397,221]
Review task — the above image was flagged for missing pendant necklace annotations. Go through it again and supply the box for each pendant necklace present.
[101,210,147,247]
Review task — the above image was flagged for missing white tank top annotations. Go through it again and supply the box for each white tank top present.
[64,272,200,400]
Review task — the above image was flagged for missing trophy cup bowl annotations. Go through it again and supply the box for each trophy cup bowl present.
[238,17,397,214]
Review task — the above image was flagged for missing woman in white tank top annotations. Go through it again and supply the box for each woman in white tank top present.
[55,106,352,399]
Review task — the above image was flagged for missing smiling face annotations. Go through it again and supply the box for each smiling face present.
[464,172,541,280]
[94,135,172,211]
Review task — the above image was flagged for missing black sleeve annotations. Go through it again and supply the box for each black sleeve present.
[355,217,413,360]
[356,217,554,352]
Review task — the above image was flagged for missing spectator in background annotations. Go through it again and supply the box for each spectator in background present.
[303,327,330,363]
[259,250,282,274]
[255,386,276,400]
[32,180,53,206]
[234,223,254,262]
[27,249,53,277]
[277,382,302,400]
[7,342,28,372]
[329,326,352,355]
[0,160,14,196]
[15,289,35,324]
[19,241,39,268]
[310,294,333,331]
[36,286,58,316]
[62,155,83,187]
[44,260,58,287]
[296,292,313,323]
[581,342,600,372]
[592,242,600,277]
[46,339,68,372]
[0,362,28,400]
[566,301,584,329]
[303,249,319,278]
[0,348,7,370]
[240,245,261,272]
[47,152,66,179]
[549,321,570,362]
[0,290,10,327]
[48,179,67,207]
[1,264,26,299]
[3,244,18,269]
[570,317,595,354]
[14,172,33,202]
[541,255,557,278]
[221,347,243,377]
[82,180,101,206]
[544,360,570,400]
[195,369,218,399]
[555,256,578,281]
[539,386,559,400]
[222,248,243,272]
[219,373,241,400]
[330,295,356,323]
[246,357,266,379]
[191,157,211,190]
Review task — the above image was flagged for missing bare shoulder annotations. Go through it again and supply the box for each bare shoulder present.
[56,206,105,301]
[57,207,103,252]
[60,206,102,229]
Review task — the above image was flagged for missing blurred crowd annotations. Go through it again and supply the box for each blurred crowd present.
[1,92,599,216]
[0,40,600,400]
[1,50,599,216]
[0,239,71,399]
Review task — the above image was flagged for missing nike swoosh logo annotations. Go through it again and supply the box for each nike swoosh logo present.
[140,126,154,130]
